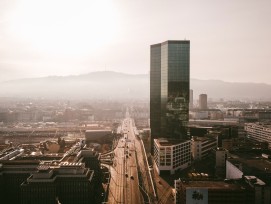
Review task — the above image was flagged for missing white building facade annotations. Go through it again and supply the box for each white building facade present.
[191,136,217,160]
[245,123,271,148]
[154,138,191,175]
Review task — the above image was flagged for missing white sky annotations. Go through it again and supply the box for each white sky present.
[0,0,271,83]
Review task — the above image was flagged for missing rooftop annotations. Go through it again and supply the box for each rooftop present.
[228,156,271,174]
[191,136,216,142]
[155,138,190,147]
[85,130,112,133]
[214,147,227,152]
[37,165,50,171]
[189,119,239,126]
[245,122,271,129]
[176,178,251,191]
[60,162,83,167]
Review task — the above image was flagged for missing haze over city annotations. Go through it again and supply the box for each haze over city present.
[2,1,271,204]
[0,0,271,83]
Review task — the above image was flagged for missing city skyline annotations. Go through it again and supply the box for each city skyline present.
[1,1,271,202]
[0,0,271,83]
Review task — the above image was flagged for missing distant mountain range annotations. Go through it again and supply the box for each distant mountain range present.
[0,71,270,100]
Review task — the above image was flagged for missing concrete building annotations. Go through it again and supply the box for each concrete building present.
[0,160,39,204]
[0,141,103,204]
[222,138,268,152]
[188,125,212,137]
[226,154,271,185]
[191,136,217,160]
[214,147,227,168]
[213,147,227,177]
[20,165,57,204]
[189,109,223,120]
[174,178,254,204]
[153,138,191,175]
[76,149,103,202]
[190,111,209,120]
[226,158,271,204]
[189,89,193,109]
[0,147,24,160]
[245,123,271,148]
[226,109,271,123]
[85,130,112,143]
[21,162,95,204]
[150,40,190,153]
[199,94,208,110]
[209,110,224,120]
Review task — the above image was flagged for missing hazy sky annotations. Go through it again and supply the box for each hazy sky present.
[0,0,271,83]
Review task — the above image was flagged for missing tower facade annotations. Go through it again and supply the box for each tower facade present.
[199,94,208,109]
[150,40,190,148]
[189,89,193,109]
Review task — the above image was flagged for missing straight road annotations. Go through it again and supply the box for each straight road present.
[108,116,143,204]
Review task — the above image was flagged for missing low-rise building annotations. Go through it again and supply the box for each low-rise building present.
[85,130,112,143]
[245,123,271,148]
[174,178,254,204]
[21,162,95,204]
[154,138,191,175]
[222,138,268,151]
[0,142,102,204]
[226,152,271,203]
[226,154,271,185]
[191,136,217,160]
[0,160,39,204]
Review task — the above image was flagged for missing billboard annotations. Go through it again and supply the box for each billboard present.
[186,188,208,204]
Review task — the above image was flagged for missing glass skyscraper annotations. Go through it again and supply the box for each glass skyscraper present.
[150,40,190,148]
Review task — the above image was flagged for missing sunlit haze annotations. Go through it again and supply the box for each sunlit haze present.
[1,2,271,203]
[0,0,271,83]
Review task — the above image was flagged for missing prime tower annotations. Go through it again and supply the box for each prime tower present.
[150,40,190,152]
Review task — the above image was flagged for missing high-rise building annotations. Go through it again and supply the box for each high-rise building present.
[150,40,190,150]
[189,89,193,109]
[199,94,208,109]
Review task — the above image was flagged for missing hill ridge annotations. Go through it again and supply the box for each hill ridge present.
[0,71,270,100]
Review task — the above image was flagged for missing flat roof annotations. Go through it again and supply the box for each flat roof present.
[189,119,238,125]
[0,160,40,165]
[228,151,271,173]
[155,138,190,147]
[245,123,271,129]
[228,157,271,173]
[37,165,50,171]
[177,179,249,190]
[85,130,111,133]
[151,40,190,48]
[191,136,216,142]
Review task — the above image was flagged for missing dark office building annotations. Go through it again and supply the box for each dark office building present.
[20,166,57,204]
[150,40,190,151]
[0,160,39,204]
[188,126,210,137]
[77,150,104,203]
[79,150,102,180]
[20,162,95,204]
